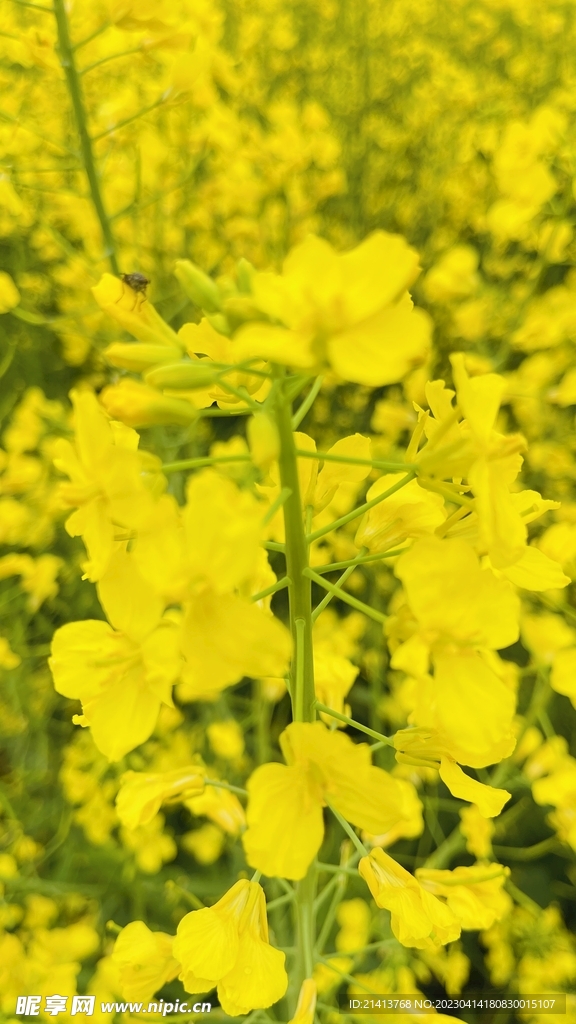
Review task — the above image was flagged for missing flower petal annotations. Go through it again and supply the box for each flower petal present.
[439,759,510,818]
[243,763,324,880]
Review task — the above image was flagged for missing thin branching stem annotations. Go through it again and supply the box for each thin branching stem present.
[52,0,118,272]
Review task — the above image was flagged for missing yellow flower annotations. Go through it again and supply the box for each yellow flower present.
[180,589,291,698]
[182,823,225,864]
[120,813,177,873]
[423,246,480,302]
[103,341,183,371]
[100,379,199,428]
[185,779,246,836]
[450,354,527,569]
[179,317,269,407]
[531,749,576,851]
[235,232,431,386]
[521,612,576,666]
[551,647,576,708]
[0,553,63,612]
[0,271,20,313]
[53,389,157,580]
[247,412,280,470]
[207,720,245,760]
[390,537,518,810]
[355,474,446,552]
[260,431,372,544]
[313,641,358,721]
[359,848,461,949]
[92,273,182,348]
[0,636,20,669]
[116,767,206,830]
[129,469,291,696]
[335,899,371,952]
[112,921,180,1002]
[243,721,422,880]
[288,979,317,1024]
[394,536,520,656]
[173,879,287,1016]
[416,863,511,930]
[394,730,510,818]
[49,551,180,760]
[459,805,495,859]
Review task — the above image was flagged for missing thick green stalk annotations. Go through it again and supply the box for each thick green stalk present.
[294,866,316,1002]
[273,376,315,724]
[273,374,316,1007]
[53,0,119,273]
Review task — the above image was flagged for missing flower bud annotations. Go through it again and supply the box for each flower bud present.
[104,343,182,371]
[288,980,317,1024]
[116,767,206,830]
[223,295,264,329]
[93,273,181,348]
[206,312,231,336]
[145,359,218,390]
[174,259,222,313]
[236,257,255,294]
[0,271,20,313]
[100,379,198,427]
[247,412,280,470]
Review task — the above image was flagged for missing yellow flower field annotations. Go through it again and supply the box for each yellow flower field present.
[1,1,576,1022]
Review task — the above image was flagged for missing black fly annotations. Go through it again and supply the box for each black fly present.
[121,272,150,294]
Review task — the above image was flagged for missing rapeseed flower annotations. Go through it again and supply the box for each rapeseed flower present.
[288,980,317,1024]
[359,848,460,949]
[49,551,180,760]
[243,721,422,879]
[53,389,158,580]
[416,864,511,930]
[112,922,180,1002]
[132,470,291,696]
[115,767,206,829]
[235,232,431,386]
[173,879,287,1015]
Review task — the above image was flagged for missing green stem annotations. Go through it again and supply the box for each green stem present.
[493,836,560,860]
[265,892,294,912]
[317,862,360,876]
[72,21,110,50]
[251,576,291,603]
[304,567,386,623]
[263,539,286,553]
[91,95,167,142]
[505,880,541,915]
[327,804,368,857]
[11,0,51,9]
[296,448,414,472]
[312,565,356,623]
[292,376,324,429]
[315,869,348,954]
[80,46,143,76]
[313,548,407,573]
[294,865,316,1002]
[423,825,465,868]
[52,0,118,273]
[315,702,394,746]
[274,371,317,1007]
[204,779,247,797]
[273,374,315,724]
[198,406,253,418]
[262,487,292,526]
[162,454,251,473]
[307,470,416,543]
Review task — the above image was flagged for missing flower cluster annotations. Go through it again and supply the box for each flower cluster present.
[2,0,576,1020]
